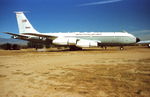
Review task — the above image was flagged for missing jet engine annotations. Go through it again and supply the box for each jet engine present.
[39,37,47,41]
[76,39,98,47]
[11,36,18,39]
[52,37,77,45]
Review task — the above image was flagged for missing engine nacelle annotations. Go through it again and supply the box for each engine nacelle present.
[39,37,47,41]
[11,36,18,39]
[76,40,98,48]
[52,37,77,45]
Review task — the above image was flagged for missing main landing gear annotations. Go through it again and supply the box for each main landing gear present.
[148,44,150,48]
[104,46,107,50]
[69,46,82,51]
[101,46,107,50]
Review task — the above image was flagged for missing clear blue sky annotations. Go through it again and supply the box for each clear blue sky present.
[0,0,150,38]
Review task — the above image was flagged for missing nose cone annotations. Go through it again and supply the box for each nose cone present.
[136,37,140,42]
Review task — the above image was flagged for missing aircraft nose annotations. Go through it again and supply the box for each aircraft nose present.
[136,37,140,42]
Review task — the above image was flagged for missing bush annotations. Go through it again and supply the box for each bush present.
[0,43,21,50]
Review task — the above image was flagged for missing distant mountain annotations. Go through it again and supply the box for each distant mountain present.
[0,38,27,45]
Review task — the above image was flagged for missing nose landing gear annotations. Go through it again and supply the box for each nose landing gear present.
[120,46,124,50]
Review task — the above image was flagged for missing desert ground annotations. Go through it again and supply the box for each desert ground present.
[0,46,150,97]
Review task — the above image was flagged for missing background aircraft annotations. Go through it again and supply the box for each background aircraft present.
[137,40,150,48]
[1,12,140,50]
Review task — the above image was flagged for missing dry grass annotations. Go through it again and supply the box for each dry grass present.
[0,46,150,97]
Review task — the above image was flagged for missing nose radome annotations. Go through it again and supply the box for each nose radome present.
[136,37,140,42]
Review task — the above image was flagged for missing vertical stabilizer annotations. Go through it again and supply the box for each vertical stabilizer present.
[15,12,39,34]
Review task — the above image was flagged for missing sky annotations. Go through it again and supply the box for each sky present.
[0,0,150,39]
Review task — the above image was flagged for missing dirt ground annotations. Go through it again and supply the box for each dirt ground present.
[0,46,150,97]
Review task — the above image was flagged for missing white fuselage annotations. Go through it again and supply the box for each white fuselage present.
[24,32,136,45]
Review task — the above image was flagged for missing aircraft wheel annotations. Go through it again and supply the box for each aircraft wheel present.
[120,46,124,50]
[148,44,150,48]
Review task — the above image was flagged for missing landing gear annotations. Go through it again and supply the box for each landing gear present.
[101,46,107,50]
[69,46,82,51]
[148,44,150,48]
[35,45,47,51]
[120,46,124,50]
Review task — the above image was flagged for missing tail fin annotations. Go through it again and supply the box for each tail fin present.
[15,12,39,34]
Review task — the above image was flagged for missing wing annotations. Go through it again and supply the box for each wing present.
[22,33,57,39]
[1,32,58,40]
[1,32,28,38]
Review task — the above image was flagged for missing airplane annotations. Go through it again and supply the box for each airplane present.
[1,12,140,50]
[137,40,150,48]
